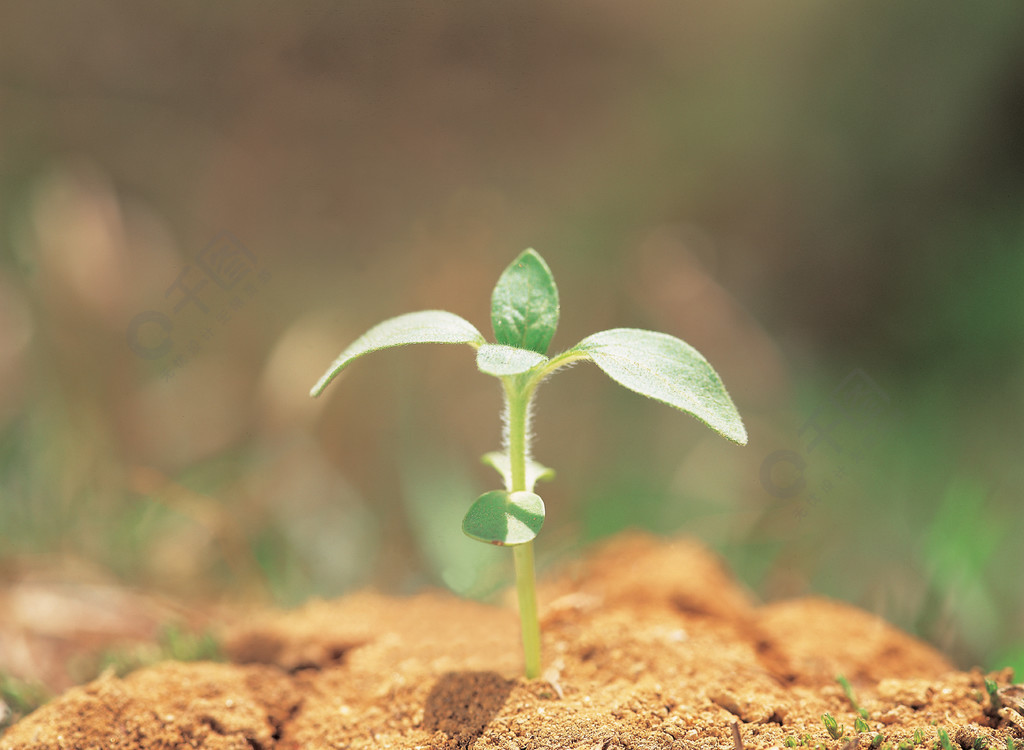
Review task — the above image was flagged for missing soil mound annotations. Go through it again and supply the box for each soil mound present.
[2,532,1021,750]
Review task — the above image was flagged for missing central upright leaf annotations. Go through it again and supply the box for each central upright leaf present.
[491,249,560,355]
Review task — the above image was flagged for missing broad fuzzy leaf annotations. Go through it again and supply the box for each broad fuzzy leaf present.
[481,452,555,492]
[476,344,548,377]
[491,249,559,355]
[462,490,545,546]
[571,328,747,445]
[310,310,484,397]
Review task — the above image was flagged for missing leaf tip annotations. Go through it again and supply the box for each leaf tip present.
[309,374,330,398]
[310,365,346,398]
[719,413,749,446]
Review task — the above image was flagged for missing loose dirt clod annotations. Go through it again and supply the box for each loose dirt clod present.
[2,532,1020,750]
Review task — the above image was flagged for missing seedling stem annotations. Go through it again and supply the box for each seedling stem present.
[496,369,545,676]
[512,542,541,677]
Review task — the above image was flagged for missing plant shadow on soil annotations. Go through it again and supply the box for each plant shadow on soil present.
[1,531,1022,750]
[423,671,515,748]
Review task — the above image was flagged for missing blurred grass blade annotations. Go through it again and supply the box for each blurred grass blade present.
[310,310,484,396]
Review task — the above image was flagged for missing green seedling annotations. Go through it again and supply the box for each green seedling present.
[973,737,988,750]
[1007,738,1017,750]
[985,679,1001,713]
[310,248,747,678]
[855,718,871,734]
[914,730,926,745]
[871,735,885,749]
[823,713,845,741]
[937,730,954,750]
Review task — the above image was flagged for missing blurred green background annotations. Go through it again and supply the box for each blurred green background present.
[1,0,1022,688]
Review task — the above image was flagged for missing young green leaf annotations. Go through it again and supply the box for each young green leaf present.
[491,249,559,355]
[462,490,545,546]
[481,452,555,492]
[310,310,484,397]
[569,328,747,445]
[476,343,548,377]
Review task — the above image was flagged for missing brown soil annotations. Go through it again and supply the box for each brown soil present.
[2,532,1021,750]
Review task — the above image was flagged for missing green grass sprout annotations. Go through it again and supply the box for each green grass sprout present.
[310,249,747,678]
[985,679,1001,712]
[81,623,223,684]
[823,713,845,741]
[937,729,954,750]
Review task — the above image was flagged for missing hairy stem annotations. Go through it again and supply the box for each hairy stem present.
[504,380,531,491]
[503,378,542,679]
